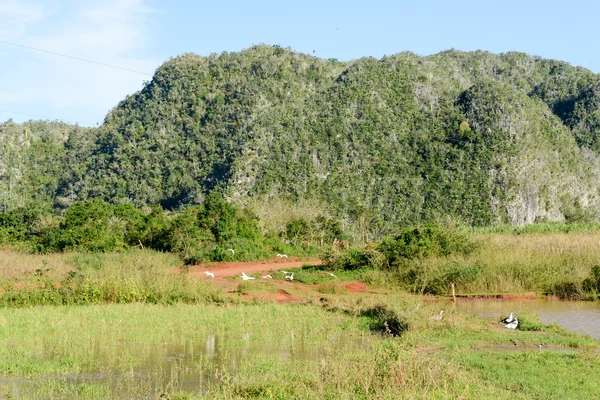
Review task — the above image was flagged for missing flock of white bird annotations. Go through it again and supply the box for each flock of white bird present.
[200,251,339,282]
[207,253,520,330]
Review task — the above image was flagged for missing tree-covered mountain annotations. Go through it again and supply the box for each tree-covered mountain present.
[3,45,600,234]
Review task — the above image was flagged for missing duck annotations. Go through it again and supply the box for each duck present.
[504,316,519,330]
[501,312,515,324]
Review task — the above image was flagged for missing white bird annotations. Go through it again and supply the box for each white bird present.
[285,273,294,281]
[227,249,235,256]
[241,272,255,281]
[431,310,444,321]
[262,274,273,279]
[281,270,291,275]
[505,317,519,330]
[326,272,338,279]
[501,312,515,324]
[277,254,288,258]
[204,271,215,278]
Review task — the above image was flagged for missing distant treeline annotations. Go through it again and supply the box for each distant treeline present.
[0,193,342,263]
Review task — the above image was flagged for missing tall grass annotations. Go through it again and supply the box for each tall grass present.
[0,249,225,307]
[325,229,600,298]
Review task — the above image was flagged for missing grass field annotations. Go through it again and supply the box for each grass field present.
[1,228,600,398]
[408,230,600,298]
[0,300,597,399]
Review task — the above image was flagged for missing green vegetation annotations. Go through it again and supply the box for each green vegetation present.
[0,299,597,399]
[325,227,600,299]
[0,228,599,398]
[3,47,600,238]
[4,46,600,398]
[0,193,338,263]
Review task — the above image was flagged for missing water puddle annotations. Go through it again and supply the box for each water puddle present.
[458,299,600,339]
[0,332,373,398]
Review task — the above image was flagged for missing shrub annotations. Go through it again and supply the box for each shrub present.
[377,225,476,267]
[361,304,409,336]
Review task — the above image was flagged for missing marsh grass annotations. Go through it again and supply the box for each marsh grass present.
[376,231,600,298]
[1,297,597,399]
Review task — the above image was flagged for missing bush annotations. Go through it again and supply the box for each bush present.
[361,304,409,336]
[322,246,385,271]
[377,225,477,267]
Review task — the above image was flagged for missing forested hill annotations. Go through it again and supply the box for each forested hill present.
[3,45,600,230]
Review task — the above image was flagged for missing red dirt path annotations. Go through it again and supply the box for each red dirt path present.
[180,257,323,278]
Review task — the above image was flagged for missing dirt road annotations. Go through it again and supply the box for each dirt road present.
[184,258,323,278]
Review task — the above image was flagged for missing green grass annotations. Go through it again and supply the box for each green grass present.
[0,298,597,399]
[325,229,600,299]
[1,230,600,397]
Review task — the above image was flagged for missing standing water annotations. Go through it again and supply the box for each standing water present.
[458,299,600,339]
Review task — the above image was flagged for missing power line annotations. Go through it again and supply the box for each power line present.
[0,108,97,126]
[0,40,153,76]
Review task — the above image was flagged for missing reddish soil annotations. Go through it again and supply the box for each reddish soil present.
[254,289,300,303]
[343,282,369,292]
[180,257,322,278]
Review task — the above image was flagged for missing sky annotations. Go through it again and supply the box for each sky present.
[0,0,599,127]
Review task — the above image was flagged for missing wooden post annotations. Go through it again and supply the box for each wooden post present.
[451,282,456,304]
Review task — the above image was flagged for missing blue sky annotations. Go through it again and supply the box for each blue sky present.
[1,0,598,126]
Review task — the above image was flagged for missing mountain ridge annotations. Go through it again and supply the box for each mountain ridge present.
[2,45,600,233]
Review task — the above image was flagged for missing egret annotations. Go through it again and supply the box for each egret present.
[281,270,291,275]
[501,312,515,324]
[204,271,215,278]
[505,316,519,330]
[277,254,288,258]
[241,272,256,281]
[285,273,294,281]
[227,249,235,256]
[262,274,273,279]
[326,272,338,279]
[431,310,444,321]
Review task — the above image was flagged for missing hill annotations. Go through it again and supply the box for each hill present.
[3,45,600,234]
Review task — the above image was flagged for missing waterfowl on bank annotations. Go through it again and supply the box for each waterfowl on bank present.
[326,272,338,279]
[241,272,256,281]
[501,312,515,323]
[204,271,215,278]
[285,273,294,281]
[227,249,235,256]
[262,274,273,279]
[277,254,288,258]
[504,317,519,330]
[431,310,444,321]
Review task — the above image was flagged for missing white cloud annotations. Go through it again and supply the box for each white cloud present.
[0,0,161,125]
[0,0,45,38]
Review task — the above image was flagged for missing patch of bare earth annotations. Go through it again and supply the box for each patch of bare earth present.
[177,258,322,278]
[254,289,300,303]
[343,282,369,292]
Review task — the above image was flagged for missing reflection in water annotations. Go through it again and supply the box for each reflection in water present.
[1,331,372,398]
[458,299,600,339]
[205,335,215,357]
